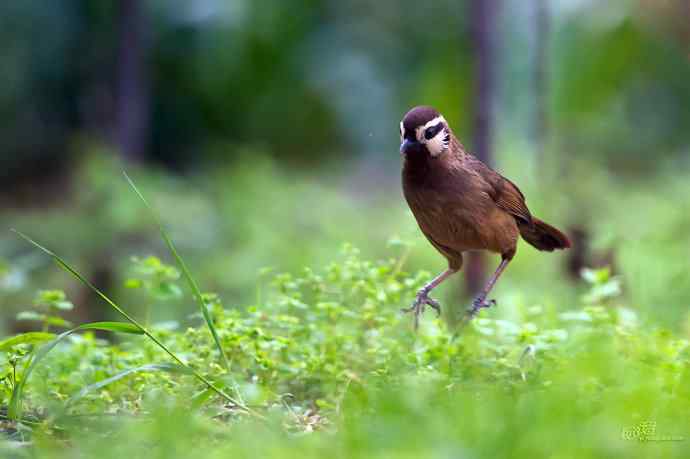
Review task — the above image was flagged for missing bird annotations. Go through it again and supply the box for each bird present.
[399,106,571,328]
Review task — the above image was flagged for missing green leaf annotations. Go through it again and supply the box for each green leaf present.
[69,363,193,403]
[35,289,67,304]
[53,301,74,311]
[124,278,143,289]
[190,387,216,410]
[153,281,183,300]
[33,289,74,311]
[581,267,611,285]
[15,311,45,322]
[73,321,145,334]
[0,332,56,352]
[44,316,74,328]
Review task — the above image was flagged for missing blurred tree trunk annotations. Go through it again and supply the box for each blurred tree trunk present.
[116,0,149,161]
[464,0,499,296]
[532,0,549,162]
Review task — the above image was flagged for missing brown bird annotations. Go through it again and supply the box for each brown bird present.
[399,106,571,328]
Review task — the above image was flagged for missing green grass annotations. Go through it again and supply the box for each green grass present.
[0,245,688,458]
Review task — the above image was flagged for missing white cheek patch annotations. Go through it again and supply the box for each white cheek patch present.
[399,121,404,141]
[416,116,449,157]
[425,132,448,157]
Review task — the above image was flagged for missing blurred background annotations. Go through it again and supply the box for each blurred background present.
[1,0,689,334]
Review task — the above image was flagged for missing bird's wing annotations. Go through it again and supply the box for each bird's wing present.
[469,157,533,225]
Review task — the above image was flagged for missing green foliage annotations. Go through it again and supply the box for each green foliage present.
[125,256,182,301]
[15,290,74,331]
[124,172,231,372]
[0,246,687,457]
[581,267,622,305]
[7,321,145,421]
[68,363,192,405]
[11,230,242,415]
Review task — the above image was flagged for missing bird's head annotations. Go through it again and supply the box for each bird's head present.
[399,106,451,158]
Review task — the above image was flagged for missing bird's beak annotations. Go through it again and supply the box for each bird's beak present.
[400,138,415,155]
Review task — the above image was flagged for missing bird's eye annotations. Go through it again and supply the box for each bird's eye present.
[425,124,442,140]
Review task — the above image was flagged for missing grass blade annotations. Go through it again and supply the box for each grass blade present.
[122,173,231,370]
[11,230,246,415]
[70,322,144,334]
[68,363,192,403]
[0,332,56,352]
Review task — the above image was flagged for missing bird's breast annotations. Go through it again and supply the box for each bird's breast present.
[402,160,497,252]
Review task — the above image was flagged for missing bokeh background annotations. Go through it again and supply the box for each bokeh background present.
[1,0,689,333]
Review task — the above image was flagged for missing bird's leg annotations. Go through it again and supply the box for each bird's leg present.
[402,268,457,329]
[468,257,510,317]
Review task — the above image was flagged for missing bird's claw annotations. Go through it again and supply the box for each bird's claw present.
[467,297,496,318]
[402,289,441,329]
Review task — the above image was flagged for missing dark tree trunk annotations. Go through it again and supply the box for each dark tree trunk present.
[532,0,549,161]
[465,0,499,296]
[116,0,149,161]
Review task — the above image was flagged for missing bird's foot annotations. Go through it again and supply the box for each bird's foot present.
[401,288,441,329]
[466,297,496,318]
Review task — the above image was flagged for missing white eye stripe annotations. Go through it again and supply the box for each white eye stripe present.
[423,116,446,130]
[415,115,446,140]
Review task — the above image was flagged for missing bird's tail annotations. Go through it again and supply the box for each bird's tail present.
[519,218,571,252]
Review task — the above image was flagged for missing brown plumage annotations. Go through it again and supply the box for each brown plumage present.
[399,106,570,327]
